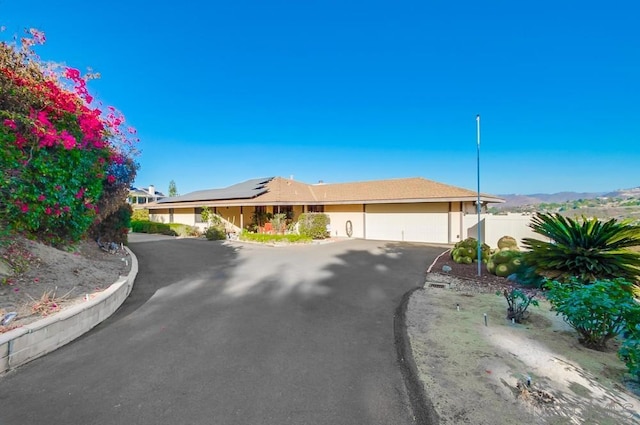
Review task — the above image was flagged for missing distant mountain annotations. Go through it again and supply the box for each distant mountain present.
[496,187,640,208]
[603,187,640,198]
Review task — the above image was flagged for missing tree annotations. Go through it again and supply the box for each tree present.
[168,180,178,197]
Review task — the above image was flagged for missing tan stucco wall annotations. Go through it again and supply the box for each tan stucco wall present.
[173,208,197,226]
[217,206,242,229]
[149,207,196,225]
[325,204,365,238]
[149,208,170,224]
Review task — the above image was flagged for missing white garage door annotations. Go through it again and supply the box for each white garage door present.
[365,203,449,243]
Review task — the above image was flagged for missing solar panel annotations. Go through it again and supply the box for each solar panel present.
[157,177,274,203]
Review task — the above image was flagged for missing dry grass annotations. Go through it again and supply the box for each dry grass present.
[28,289,72,317]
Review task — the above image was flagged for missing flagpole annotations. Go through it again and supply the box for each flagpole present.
[476,114,482,277]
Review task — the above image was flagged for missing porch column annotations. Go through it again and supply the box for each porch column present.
[240,206,244,229]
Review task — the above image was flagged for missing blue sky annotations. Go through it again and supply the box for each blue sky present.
[2,0,638,196]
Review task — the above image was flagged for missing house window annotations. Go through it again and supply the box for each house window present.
[278,205,294,220]
[195,207,204,223]
[307,205,324,213]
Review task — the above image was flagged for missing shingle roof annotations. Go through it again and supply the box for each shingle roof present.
[147,176,503,209]
[309,177,492,203]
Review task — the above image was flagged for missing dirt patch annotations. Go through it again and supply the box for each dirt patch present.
[408,252,640,424]
[1,236,131,331]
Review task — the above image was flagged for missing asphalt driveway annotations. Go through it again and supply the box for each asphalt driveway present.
[0,235,443,425]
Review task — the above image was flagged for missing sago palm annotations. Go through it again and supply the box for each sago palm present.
[521,213,640,283]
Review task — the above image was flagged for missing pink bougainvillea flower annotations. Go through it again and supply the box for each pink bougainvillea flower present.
[37,194,46,202]
[28,28,46,45]
[15,134,28,148]
[75,188,85,199]
[13,288,19,292]
[60,130,76,149]
[64,67,81,80]
[33,278,39,282]
[107,175,116,184]
[62,206,70,213]
[3,118,17,130]
[45,207,52,215]
[20,204,29,213]
[55,185,62,191]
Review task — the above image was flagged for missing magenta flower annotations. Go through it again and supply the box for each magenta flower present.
[28,28,46,44]
[64,67,81,80]
[37,194,46,202]
[3,118,17,130]
[60,130,76,149]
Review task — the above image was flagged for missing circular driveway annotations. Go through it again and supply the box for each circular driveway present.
[0,235,444,425]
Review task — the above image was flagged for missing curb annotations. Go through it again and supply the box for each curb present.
[395,286,440,425]
[0,247,138,374]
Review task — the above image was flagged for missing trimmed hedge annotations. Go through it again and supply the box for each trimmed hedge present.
[130,220,177,236]
[240,231,311,244]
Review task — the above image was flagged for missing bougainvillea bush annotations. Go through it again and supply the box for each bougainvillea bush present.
[0,28,138,245]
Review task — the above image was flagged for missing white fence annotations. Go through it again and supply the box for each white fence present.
[463,213,540,249]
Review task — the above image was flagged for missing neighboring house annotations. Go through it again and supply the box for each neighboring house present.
[145,176,504,244]
[128,185,166,208]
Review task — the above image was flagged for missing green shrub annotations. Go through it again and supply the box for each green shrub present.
[619,326,640,380]
[204,226,226,241]
[131,209,149,221]
[270,213,288,235]
[545,278,640,350]
[200,206,222,227]
[497,288,539,323]
[239,230,311,244]
[522,213,640,283]
[130,220,177,236]
[168,223,200,237]
[89,203,132,244]
[297,213,330,239]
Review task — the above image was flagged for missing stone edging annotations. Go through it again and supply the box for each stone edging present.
[0,247,138,374]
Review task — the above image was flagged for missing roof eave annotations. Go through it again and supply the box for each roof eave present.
[145,195,504,209]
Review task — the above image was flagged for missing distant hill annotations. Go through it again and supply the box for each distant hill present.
[603,187,640,198]
[495,187,640,209]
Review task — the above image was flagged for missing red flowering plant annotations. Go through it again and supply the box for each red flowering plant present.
[0,29,139,246]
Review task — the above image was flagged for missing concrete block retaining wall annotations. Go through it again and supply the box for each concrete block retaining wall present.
[0,247,138,374]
